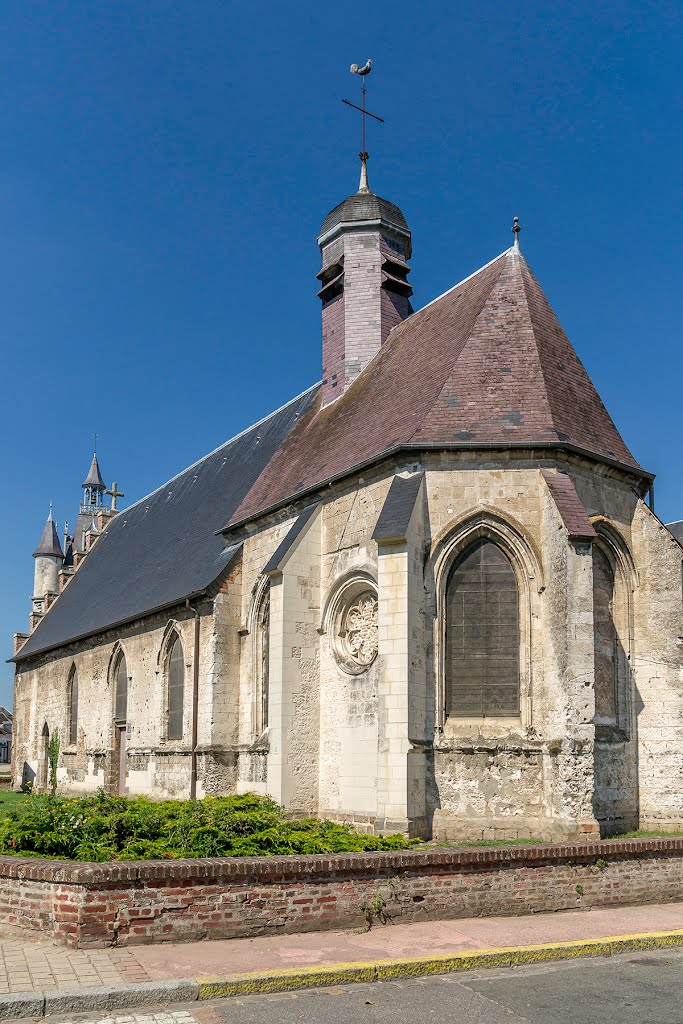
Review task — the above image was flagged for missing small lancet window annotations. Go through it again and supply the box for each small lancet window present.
[167,635,185,741]
[593,546,620,724]
[114,652,128,723]
[445,539,520,718]
[67,666,78,745]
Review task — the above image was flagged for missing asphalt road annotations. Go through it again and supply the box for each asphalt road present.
[32,947,683,1024]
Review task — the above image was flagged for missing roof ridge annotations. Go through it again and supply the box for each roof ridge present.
[118,382,320,521]
[517,254,640,469]
[406,249,512,443]
[417,247,513,315]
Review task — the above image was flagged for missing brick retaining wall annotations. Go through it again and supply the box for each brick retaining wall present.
[0,838,682,948]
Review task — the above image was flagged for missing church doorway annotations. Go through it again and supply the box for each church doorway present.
[112,652,129,796]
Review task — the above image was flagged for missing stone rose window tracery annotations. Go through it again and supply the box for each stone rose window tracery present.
[342,592,379,667]
[329,579,379,675]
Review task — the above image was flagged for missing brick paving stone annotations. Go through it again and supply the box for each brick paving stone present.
[0,938,154,994]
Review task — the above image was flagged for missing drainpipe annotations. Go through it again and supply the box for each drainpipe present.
[186,598,200,800]
[647,482,655,513]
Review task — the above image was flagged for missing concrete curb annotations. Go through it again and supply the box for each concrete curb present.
[0,978,199,1020]
[2,929,683,1018]
[196,928,683,998]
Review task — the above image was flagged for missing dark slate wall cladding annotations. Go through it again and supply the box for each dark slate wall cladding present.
[16,386,320,662]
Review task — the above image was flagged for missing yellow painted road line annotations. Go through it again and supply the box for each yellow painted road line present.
[196,929,683,998]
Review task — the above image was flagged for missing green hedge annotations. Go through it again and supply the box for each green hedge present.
[0,791,413,861]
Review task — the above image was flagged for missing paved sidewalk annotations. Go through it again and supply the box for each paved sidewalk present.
[0,943,152,994]
[130,900,683,980]
[1,902,683,1019]
[0,901,682,994]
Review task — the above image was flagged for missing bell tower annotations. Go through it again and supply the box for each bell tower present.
[317,61,413,406]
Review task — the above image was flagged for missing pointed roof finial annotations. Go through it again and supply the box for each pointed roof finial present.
[33,510,64,559]
[512,216,521,249]
[358,151,370,193]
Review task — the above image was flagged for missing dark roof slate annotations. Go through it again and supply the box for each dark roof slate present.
[319,191,409,238]
[227,248,645,530]
[82,454,106,489]
[15,387,318,663]
[372,474,424,543]
[540,470,597,538]
[33,516,64,559]
[667,521,683,546]
[263,504,319,575]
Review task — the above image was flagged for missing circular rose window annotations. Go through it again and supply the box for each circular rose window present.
[334,588,379,673]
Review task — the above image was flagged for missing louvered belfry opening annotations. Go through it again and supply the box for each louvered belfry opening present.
[446,539,520,717]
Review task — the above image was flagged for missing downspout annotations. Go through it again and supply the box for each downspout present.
[186,598,200,800]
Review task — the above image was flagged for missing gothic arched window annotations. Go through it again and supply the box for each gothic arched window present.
[167,634,185,740]
[114,651,128,724]
[67,666,78,745]
[445,539,520,718]
[592,545,628,727]
[254,589,270,735]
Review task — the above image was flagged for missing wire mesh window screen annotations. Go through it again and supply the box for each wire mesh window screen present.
[114,654,128,723]
[68,668,78,745]
[167,635,185,740]
[445,539,520,717]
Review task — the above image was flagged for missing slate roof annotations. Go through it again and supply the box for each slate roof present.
[667,521,683,546]
[14,387,318,663]
[372,474,424,543]
[319,190,409,238]
[226,247,646,531]
[82,454,106,489]
[33,515,64,559]
[540,470,597,539]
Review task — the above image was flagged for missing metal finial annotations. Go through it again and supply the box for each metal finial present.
[48,499,53,520]
[359,151,370,193]
[342,60,383,192]
[512,216,521,249]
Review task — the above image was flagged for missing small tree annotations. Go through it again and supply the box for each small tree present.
[47,730,60,797]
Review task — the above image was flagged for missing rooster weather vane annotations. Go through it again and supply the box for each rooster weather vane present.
[342,59,384,192]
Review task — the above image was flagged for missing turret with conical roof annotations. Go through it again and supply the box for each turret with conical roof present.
[317,158,413,406]
[32,505,64,622]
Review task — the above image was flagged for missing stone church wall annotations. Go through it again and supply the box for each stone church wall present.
[630,502,683,829]
[12,602,219,800]
[13,447,683,845]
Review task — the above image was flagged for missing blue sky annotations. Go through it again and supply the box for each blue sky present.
[1,0,681,707]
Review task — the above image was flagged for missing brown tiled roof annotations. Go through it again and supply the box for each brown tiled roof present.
[540,470,597,539]
[227,248,645,530]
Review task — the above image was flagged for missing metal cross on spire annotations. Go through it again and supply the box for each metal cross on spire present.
[342,59,384,193]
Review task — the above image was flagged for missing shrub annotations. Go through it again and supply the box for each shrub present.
[0,791,413,862]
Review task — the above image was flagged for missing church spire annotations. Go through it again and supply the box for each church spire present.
[81,452,107,512]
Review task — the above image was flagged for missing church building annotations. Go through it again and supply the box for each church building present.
[11,152,683,842]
